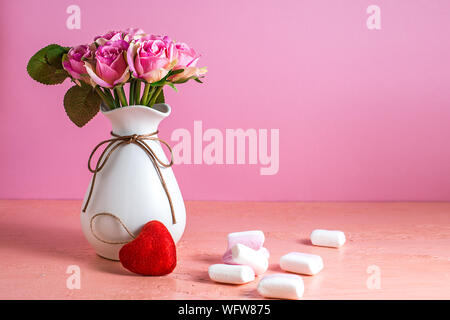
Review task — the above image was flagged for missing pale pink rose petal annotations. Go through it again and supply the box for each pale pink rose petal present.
[96,62,119,85]
[84,62,113,88]
[141,68,169,83]
[170,66,207,82]
[134,53,146,76]
[63,60,82,80]
[186,56,199,68]
[113,66,130,86]
[126,44,138,76]
[109,54,127,75]
[139,55,169,72]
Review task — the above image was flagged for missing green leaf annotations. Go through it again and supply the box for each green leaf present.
[27,44,70,85]
[166,82,178,92]
[155,88,165,104]
[172,78,189,84]
[167,68,184,76]
[171,76,205,84]
[150,79,166,87]
[151,68,185,87]
[46,46,70,68]
[63,84,101,127]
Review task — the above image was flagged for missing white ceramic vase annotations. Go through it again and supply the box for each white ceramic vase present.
[80,104,186,261]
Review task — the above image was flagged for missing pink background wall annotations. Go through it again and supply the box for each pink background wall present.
[1,0,450,201]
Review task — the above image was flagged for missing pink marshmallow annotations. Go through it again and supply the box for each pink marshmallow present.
[227,230,265,250]
[222,230,266,264]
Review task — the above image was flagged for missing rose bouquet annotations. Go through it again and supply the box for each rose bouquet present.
[27,28,207,127]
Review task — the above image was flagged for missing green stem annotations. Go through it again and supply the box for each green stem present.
[115,86,128,107]
[104,89,117,109]
[134,80,142,105]
[148,86,163,107]
[113,89,120,108]
[94,86,114,110]
[140,83,151,105]
[145,86,156,105]
[129,80,135,106]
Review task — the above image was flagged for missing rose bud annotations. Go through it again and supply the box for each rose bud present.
[62,44,95,84]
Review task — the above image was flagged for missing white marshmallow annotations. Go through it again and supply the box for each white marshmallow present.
[259,247,270,260]
[208,264,255,284]
[257,274,304,300]
[310,229,346,248]
[231,243,268,275]
[223,247,270,264]
[280,252,323,275]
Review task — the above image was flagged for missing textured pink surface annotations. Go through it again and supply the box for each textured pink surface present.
[1,1,450,201]
[0,200,449,299]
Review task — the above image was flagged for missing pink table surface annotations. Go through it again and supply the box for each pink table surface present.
[0,200,449,300]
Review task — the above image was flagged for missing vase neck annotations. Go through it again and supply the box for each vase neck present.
[102,104,171,136]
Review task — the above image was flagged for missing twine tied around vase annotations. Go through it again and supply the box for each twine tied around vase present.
[90,212,136,245]
[82,131,177,225]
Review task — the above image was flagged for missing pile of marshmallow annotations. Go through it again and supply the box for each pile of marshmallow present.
[208,229,346,299]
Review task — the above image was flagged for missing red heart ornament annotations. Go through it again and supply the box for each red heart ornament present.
[119,220,177,276]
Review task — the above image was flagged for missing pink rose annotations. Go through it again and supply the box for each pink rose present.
[62,44,95,81]
[95,29,146,45]
[94,31,124,46]
[169,66,208,82]
[85,40,130,88]
[169,42,207,82]
[174,42,200,68]
[127,35,175,83]
[123,28,146,41]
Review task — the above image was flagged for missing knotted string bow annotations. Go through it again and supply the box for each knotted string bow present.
[82,131,177,225]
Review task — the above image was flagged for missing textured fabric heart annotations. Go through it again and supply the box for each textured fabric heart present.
[119,220,177,276]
